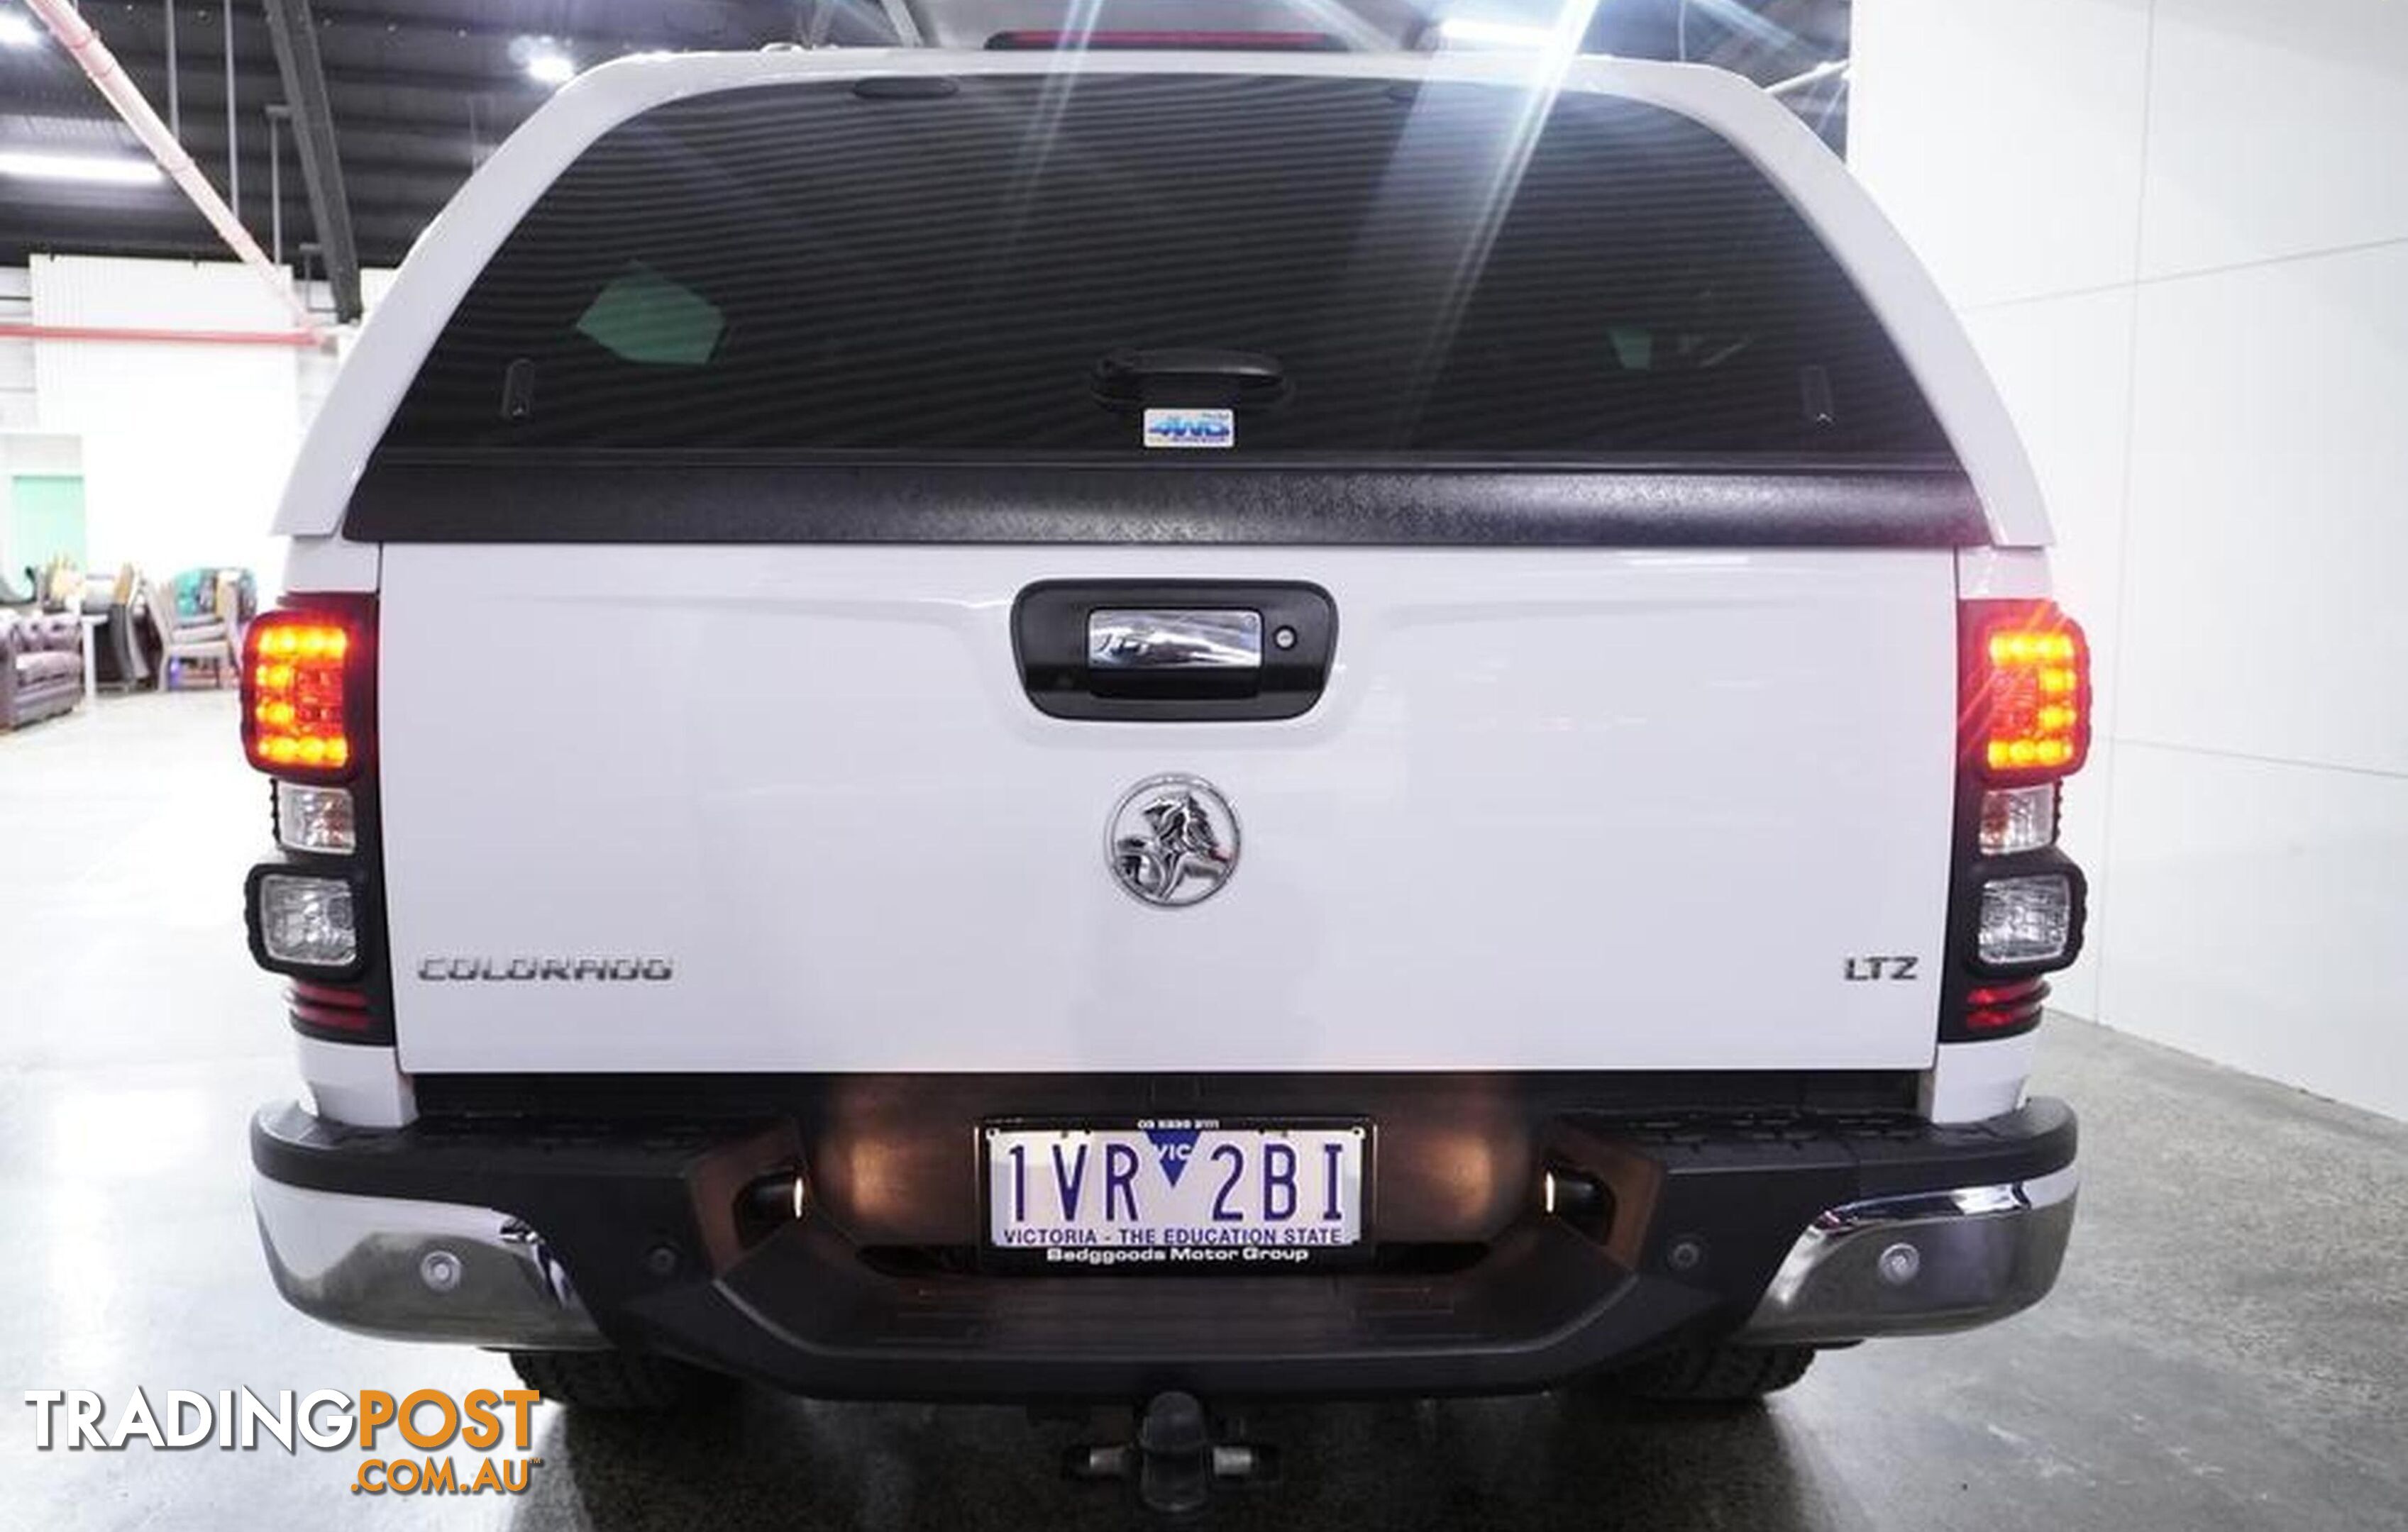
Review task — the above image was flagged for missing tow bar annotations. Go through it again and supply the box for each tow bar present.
[1067,1392,1274,1514]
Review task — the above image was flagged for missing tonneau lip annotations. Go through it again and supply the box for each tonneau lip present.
[344,455,1989,548]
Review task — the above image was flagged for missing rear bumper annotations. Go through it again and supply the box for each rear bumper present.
[250,1094,2077,1402]
[1735,1162,2077,1343]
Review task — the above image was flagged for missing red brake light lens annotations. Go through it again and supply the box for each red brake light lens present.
[287,979,374,1034]
[1965,601,2089,781]
[1964,978,2050,1033]
[243,612,358,776]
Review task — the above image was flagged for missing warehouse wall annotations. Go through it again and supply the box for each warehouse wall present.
[26,254,302,591]
[6,255,394,595]
[1854,0,2408,1119]
[0,267,35,432]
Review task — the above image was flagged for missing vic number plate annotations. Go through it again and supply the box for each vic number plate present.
[984,1119,1366,1271]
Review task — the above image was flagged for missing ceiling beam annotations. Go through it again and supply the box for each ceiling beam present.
[99,48,558,102]
[95,0,790,57]
[261,0,362,322]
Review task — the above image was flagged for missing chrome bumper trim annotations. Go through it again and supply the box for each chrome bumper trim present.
[251,1177,607,1349]
[1738,1165,2078,1344]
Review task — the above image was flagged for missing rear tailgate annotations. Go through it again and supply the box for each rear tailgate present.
[350,64,1985,1075]
[378,542,1955,1073]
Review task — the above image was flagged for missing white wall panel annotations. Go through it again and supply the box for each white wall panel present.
[2119,243,2408,777]
[0,267,33,431]
[2141,0,2408,277]
[0,433,79,476]
[28,255,298,588]
[1959,288,2138,1021]
[0,339,36,431]
[2099,743,2408,1121]
[1850,0,2152,309]
[1860,0,2407,1119]
[1959,289,2136,732]
[2050,738,2112,1022]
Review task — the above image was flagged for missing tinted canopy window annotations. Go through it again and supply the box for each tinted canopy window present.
[382,73,1953,461]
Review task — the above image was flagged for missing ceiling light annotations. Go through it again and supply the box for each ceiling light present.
[0,150,164,185]
[524,48,575,86]
[1436,16,1560,48]
[0,12,43,49]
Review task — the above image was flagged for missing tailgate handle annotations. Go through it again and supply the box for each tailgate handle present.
[1088,609,1261,672]
[1014,581,1336,721]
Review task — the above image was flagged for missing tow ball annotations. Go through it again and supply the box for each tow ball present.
[1066,1392,1274,1515]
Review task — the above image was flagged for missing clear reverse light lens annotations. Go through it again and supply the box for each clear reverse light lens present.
[1977,875,2072,965]
[275,781,356,855]
[1978,784,2058,856]
[258,874,358,968]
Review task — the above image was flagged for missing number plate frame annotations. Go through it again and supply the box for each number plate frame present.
[978,1116,1375,1274]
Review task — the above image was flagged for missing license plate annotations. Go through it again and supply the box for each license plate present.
[983,1119,1367,1272]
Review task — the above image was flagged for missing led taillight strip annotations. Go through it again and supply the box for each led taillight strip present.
[242,609,367,778]
[1962,601,2091,783]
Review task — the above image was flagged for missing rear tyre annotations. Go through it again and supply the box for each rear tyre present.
[507,1348,734,1412]
[1599,1343,1816,1403]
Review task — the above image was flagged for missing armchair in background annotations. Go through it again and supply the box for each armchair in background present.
[157,568,248,690]
[86,565,160,692]
[37,558,83,614]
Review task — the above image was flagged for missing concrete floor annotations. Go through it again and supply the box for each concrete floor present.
[4,690,2404,1531]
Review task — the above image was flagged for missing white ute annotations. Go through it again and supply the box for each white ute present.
[243,43,2090,1503]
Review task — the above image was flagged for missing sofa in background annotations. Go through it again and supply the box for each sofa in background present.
[0,609,86,730]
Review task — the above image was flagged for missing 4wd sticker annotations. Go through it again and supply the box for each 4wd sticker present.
[1142,408,1234,449]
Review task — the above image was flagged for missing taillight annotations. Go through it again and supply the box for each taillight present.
[1976,782,2058,856]
[243,611,365,776]
[250,869,361,971]
[273,779,357,855]
[287,979,375,1034]
[241,596,387,1040]
[1943,600,2092,1042]
[1963,978,2050,1033]
[1975,874,2077,965]
[1964,603,2089,781]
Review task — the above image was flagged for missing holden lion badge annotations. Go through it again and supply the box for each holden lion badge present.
[1108,775,1239,908]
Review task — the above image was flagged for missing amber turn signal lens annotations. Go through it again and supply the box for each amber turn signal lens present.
[1966,602,2089,782]
[243,614,357,776]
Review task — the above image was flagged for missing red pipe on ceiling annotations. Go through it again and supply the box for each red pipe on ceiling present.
[25,0,327,343]
[0,321,322,348]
